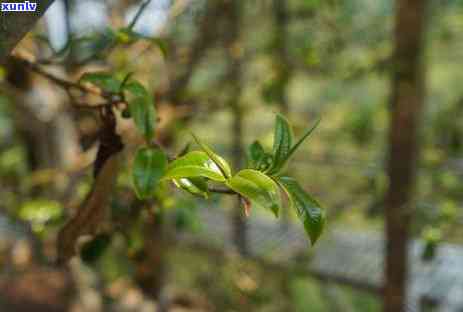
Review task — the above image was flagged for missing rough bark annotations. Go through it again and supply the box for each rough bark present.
[0,0,55,62]
[384,1,428,312]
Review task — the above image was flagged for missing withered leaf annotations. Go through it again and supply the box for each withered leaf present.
[57,153,121,264]
[57,109,124,264]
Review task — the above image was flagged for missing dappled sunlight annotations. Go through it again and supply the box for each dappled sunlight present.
[0,0,462,311]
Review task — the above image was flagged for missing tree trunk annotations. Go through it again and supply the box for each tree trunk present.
[0,0,55,61]
[384,1,428,312]
[224,0,247,255]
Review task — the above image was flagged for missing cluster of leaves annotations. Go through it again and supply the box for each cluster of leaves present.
[79,71,156,142]
[131,110,326,245]
[36,0,326,254]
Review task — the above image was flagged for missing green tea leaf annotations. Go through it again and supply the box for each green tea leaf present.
[115,28,134,44]
[286,118,321,161]
[129,95,156,142]
[165,166,225,182]
[192,134,232,179]
[163,151,226,182]
[259,153,274,172]
[268,114,293,174]
[123,80,149,98]
[173,177,209,198]
[169,151,209,167]
[79,72,121,93]
[246,141,266,169]
[278,176,325,245]
[133,147,167,199]
[226,169,281,217]
[123,80,155,142]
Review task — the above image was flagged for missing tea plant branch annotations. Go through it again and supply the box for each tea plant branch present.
[14,57,88,91]
[10,54,325,263]
[128,0,152,30]
[208,186,237,195]
[13,56,123,109]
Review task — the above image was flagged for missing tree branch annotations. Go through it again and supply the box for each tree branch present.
[208,186,236,195]
[128,0,151,31]
[12,56,122,109]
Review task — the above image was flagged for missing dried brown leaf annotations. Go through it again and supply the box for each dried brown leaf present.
[57,153,121,264]
[57,110,124,264]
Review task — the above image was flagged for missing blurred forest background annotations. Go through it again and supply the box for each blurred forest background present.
[0,0,462,311]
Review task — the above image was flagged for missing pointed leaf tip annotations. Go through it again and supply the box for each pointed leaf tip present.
[191,133,232,179]
[163,151,226,182]
[268,114,293,174]
[287,117,321,161]
[278,176,325,245]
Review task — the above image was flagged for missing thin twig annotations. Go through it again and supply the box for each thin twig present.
[14,57,89,93]
[208,187,237,195]
[128,0,152,30]
[13,56,123,110]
